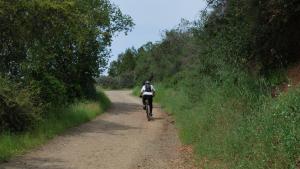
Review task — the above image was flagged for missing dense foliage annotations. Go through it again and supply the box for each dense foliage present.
[0,0,133,132]
[109,0,300,168]
[98,48,137,88]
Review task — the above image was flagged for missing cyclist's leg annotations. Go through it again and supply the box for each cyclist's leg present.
[142,95,146,109]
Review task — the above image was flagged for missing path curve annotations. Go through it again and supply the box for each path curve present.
[0,90,195,169]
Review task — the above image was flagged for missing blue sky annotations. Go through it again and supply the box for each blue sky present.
[109,0,207,63]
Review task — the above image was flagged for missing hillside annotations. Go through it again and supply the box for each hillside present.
[102,0,300,168]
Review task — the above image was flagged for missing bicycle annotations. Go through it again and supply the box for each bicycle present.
[145,98,152,121]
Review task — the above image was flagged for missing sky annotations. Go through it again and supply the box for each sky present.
[108,0,207,66]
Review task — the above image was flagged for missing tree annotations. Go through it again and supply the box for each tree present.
[0,0,134,100]
[0,0,134,131]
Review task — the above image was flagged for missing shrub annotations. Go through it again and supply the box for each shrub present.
[0,77,40,132]
[29,74,67,108]
[96,76,120,89]
[96,73,135,89]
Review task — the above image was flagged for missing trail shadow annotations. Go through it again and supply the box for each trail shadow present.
[65,118,141,137]
[1,157,66,169]
[107,102,142,115]
[107,102,161,115]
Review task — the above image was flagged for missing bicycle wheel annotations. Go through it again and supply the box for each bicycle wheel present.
[145,100,151,121]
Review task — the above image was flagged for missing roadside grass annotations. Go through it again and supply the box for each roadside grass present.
[0,88,110,162]
[132,86,140,96]
[146,83,299,169]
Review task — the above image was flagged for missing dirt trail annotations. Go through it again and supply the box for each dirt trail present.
[0,90,195,169]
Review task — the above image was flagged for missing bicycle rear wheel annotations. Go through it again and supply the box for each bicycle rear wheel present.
[146,105,151,121]
[145,101,151,121]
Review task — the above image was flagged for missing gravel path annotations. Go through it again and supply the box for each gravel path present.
[0,90,196,169]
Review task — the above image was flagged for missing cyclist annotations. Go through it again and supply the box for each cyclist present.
[140,81,155,116]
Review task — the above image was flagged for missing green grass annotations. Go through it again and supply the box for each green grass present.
[132,86,140,96]
[0,88,110,162]
[147,83,299,169]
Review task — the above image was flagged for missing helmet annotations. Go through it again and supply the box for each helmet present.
[145,81,150,84]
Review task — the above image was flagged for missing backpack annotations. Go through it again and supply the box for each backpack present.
[145,84,152,92]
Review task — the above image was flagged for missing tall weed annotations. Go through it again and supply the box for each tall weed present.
[154,78,299,168]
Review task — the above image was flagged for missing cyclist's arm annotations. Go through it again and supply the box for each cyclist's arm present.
[140,86,145,97]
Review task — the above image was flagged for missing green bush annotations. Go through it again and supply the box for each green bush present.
[0,88,110,161]
[96,76,120,89]
[0,77,40,132]
[29,74,67,108]
[97,73,136,89]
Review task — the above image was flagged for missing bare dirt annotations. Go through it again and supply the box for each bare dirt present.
[288,62,300,87]
[0,90,196,169]
[271,63,300,97]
